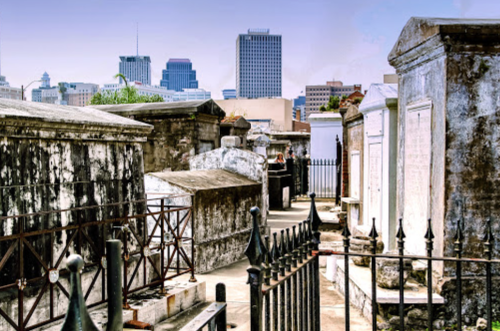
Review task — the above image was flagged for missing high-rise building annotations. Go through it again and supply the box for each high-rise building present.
[236,29,282,99]
[222,89,237,100]
[305,81,362,118]
[119,56,151,85]
[160,59,198,92]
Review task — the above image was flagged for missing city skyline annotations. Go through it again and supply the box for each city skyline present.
[0,0,498,100]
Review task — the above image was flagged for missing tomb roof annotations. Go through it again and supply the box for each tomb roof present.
[0,99,152,131]
[389,17,500,61]
[359,84,398,114]
[91,99,226,118]
[147,169,259,192]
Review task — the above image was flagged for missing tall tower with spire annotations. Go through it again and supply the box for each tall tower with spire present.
[118,24,151,85]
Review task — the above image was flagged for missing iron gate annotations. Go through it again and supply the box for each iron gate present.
[0,195,195,331]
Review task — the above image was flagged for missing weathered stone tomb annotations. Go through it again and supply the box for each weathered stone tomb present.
[145,169,263,273]
[91,100,225,172]
[389,17,500,323]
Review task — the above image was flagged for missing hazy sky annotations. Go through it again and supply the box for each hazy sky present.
[0,0,498,100]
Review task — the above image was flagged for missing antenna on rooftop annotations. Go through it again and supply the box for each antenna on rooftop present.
[136,23,139,57]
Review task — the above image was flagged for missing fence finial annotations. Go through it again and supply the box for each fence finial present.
[245,207,267,267]
[308,192,322,246]
[396,218,406,242]
[369,217,378,240]
[60,254,99,331]
[424,218,434,241]
[484,218,493,256]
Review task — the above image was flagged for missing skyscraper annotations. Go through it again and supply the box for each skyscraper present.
[160,59,198,92]
[236,29,282,99]
[118,26,151,85]
[119,56,151,85]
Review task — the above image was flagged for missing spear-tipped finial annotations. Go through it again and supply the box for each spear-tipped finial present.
[244,207,267,266]
[271,232,281,262]
[293,226,299,249]
[60,255,99,331]
[454,219,464,258]
[280,229,287,255]
[424,218,435,240]
[369,217,378,239]
[396,218,406,241]
[484,218,493,257]
[286,228,293,252]
[308,192,323,238]
[342,222,351,239]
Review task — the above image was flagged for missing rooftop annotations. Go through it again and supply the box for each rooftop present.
[147,169,259,192]
[0,99,152,130]
[90,99,226,118]
[168,58,192,63]
[389,17,500,61]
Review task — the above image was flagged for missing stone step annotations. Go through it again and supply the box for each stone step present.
[35,280,206,331]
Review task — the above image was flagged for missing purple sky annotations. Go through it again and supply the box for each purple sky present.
[0,0,497,100]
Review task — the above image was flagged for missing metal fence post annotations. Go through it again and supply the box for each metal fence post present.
[245,207,267,331]
[335,136,342,205]
[60,254,99,331]
[286,148,295,199]
[215,283,227,331]
[309,192,322,331]
[106,239,123,331]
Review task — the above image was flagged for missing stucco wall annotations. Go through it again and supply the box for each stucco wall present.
[137,113,220,172]
[189,147,268,223]
[145,171,263,273]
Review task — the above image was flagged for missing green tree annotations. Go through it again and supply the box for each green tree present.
[341,94,348,100]
[327,95,340,111]
[319,104,327,112]
[89,74,165,105]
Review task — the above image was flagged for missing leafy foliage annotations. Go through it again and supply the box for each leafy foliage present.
[89,74,164,105]
[319,95,340,113]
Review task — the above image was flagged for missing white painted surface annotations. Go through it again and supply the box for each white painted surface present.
[403,100,432,255]
[309,113,342,160]
[350,152,361,199]
[359,84,398,251]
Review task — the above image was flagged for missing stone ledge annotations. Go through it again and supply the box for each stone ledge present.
[35,281,206,331]
[335,259,444,304]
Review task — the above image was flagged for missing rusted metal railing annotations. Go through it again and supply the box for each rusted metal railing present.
[0,195,194,331]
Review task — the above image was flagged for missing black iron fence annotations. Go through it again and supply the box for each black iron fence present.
[0,195,194,331]
[309,159,336,199]
[244,194,323,331]
[317,217,499,331]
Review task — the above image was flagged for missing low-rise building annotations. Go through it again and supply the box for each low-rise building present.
[222,89,237,99]
[305,81,362,118]
[0,75,22,100]
[216,98,293,132]
[101,81,174,102]
[173,88,211,102]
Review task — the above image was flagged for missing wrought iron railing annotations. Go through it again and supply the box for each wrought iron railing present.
[0,195,194,331]
[309,159,336,199]
[317,217,499,331]
[245,193,323,331]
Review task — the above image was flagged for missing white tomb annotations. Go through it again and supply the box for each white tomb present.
[309,113,342,197]
[359,84,398,251]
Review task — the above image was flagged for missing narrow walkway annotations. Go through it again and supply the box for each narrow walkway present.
[178,201,371,330]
